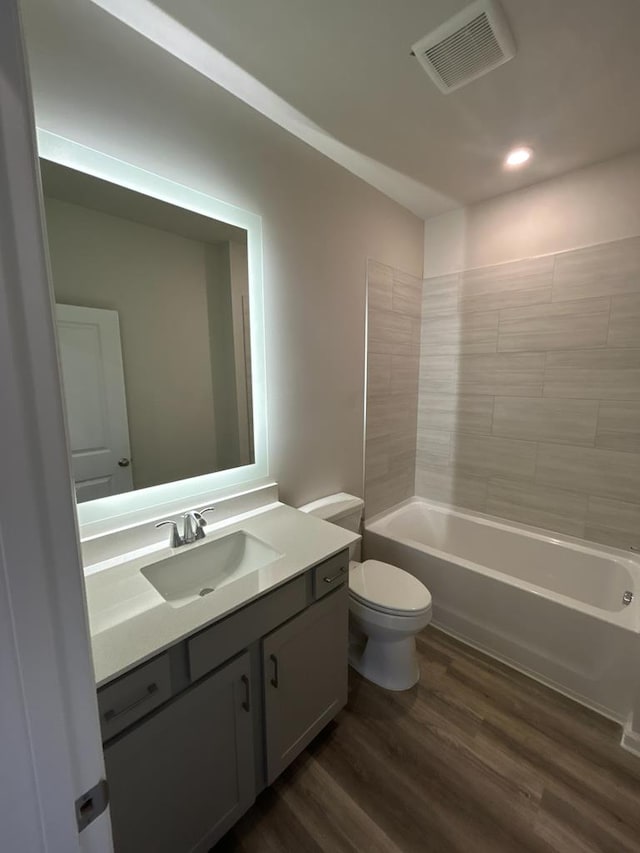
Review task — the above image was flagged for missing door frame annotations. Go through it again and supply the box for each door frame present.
[0,3,112,851]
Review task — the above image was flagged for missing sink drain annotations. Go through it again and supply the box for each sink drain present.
[199,587,215,597]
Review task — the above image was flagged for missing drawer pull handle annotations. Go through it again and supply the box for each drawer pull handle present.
[103,683,158,722]
[241,674,251,712]
[323,566,347,584]
[270,654,279,688]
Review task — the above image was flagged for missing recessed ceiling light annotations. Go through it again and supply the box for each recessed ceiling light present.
[505,147,533,168]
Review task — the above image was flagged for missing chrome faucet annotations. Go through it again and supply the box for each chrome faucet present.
[155,507,216,547]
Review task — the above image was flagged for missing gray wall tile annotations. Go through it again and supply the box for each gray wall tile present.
[369,308,420,355]
[608,294,640,347]
[451,433,537,480]
[585,526,639,551]
[585,496,640,550]
[393,279,422,318]
[492,397,598,446]
[596,401,640,453]
[415,464,487,512]
[416,428,451,467]
[367,261,393,311]
[418,355,459,393]
[457,352,545,396]
[365,468,414,519]
[366,393,417,441]
[486,479,587,538]
[390,355,420,396]
[536,443,640,503]
[370,238,640,548]
[544,349,640,400]
[366,352,391,398]
[418,392,494,434]
[365,259,420,517]
[422,274,459,317]
[553,236,640,301]
[459,256,554,313]
[498,298,610,352]
[365,435,391,481]
[421,309,499,355]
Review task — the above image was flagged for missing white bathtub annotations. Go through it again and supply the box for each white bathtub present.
[364,498,640,725]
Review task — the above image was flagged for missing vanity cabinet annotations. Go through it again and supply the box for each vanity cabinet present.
[100,549,349,852]
[263,588,348,783]
[104,652,254,853]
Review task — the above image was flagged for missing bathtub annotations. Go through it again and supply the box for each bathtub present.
[364,498,640,725]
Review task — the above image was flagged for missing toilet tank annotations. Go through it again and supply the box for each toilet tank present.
[298,493,364,560]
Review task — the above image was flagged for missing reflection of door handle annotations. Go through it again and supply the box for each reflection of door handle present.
[118,458,130,467]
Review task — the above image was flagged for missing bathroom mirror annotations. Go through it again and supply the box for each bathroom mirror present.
[38,130,267,534]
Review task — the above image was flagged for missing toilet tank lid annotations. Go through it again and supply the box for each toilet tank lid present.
[297,492,364,522]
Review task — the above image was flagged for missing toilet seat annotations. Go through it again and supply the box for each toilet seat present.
[349,560,432,617]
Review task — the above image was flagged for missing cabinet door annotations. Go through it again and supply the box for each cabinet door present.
[263,588,348,783]
[104,652,254,853]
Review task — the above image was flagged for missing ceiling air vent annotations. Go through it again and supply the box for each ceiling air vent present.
[411,0,516,94]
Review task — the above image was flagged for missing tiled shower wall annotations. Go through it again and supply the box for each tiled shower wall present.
[416,235,640,550]
[365,260,422,518]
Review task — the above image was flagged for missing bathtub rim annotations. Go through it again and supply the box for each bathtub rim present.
[364,496,640,633]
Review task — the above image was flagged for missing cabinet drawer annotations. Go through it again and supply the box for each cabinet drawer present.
[98,654,172,741]
[313,550,349,600]
[188,575,308,682]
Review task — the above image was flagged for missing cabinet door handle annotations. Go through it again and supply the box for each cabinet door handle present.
[270,654,279,688]
[323,566,347,584]
[103,683,158,722]
[241,674,251,712]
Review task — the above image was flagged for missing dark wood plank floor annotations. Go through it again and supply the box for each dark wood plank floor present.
[216,627,640,852]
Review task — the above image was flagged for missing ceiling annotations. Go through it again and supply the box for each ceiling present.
[23,0,640,218]
[151,0,640,208]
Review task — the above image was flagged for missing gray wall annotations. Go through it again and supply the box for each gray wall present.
[204,242,241,470]
[46,196,219,489]
[24,0,424,507]
[365,260,422,518]
[417,236,640,549]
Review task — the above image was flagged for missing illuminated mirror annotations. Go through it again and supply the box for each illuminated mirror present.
[38,131,267,535]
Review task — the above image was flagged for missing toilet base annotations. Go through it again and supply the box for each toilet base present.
[349,634,420,692]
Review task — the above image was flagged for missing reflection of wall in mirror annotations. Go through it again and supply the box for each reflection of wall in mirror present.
[230,242,253,466]
[45,196,251,490]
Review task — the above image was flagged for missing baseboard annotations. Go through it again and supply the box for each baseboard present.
[621,720,640,757]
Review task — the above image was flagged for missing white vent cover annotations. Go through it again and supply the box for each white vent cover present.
[411,0,516,94]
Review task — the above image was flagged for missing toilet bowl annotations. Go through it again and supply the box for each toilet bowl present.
[298,494,433,692]
[348,559,432,691]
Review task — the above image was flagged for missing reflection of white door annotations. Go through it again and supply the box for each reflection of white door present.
[56,304,133,502]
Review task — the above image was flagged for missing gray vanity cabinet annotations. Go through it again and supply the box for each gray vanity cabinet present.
[104,652,255,853]
[100,550,350,851]
[262,588,349,783]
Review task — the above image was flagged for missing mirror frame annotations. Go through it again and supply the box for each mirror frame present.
[38,129,269,537]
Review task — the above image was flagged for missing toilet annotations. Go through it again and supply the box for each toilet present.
[298,493,432,691]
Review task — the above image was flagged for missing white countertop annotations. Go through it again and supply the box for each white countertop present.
[85,502,357,687]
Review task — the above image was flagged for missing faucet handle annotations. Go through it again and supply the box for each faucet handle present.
[196,507,216,527]
[193,506,215,527]
[155,520,183,548]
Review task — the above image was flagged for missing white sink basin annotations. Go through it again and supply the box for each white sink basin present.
[141,530,282,608]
